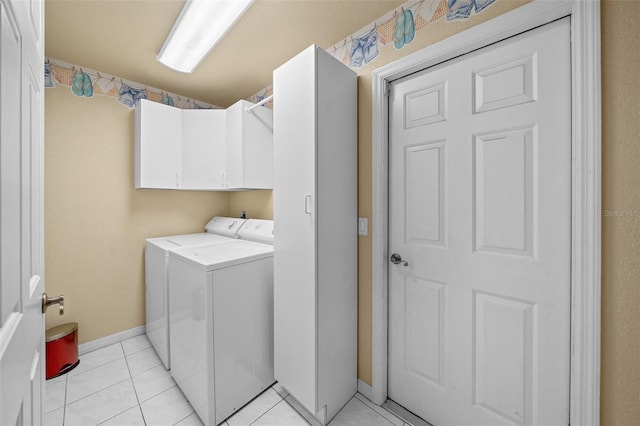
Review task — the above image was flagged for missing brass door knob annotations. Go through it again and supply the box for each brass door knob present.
[42,293,64,315]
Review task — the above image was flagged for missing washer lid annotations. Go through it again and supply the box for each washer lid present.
[146,232,230,251]
[164,233,230,246]
[205,216,246,238]
[237,219,274,244]
[170,240,273,271]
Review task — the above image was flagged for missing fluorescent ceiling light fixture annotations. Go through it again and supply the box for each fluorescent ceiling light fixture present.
[157,0,255,73]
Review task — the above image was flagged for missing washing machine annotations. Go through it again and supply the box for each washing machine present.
[168,219,274,426]
[145,216,246,369]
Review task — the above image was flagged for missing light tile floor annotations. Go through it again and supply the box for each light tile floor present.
[45,335,412,426]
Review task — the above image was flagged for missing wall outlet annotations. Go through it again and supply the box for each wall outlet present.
[358,217,368,236]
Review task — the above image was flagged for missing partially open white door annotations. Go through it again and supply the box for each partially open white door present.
[0,0,45,424]
[388,18,571,425]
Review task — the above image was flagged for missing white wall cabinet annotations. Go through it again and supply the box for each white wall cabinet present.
[134,99,272,190]
[181,109,226,190]
[225,100,273,190]
[135,100,182,189]
[273,45,357,425]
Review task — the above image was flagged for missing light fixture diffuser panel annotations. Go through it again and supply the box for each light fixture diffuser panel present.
[158,0,255,73]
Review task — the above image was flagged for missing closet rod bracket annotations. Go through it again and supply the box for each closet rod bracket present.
[246,94,273,112]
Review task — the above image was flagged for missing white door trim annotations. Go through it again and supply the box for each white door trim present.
[370,1,601,425]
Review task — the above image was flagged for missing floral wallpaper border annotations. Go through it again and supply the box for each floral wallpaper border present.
[247,0,496,105]
[46,0,495,110]
[45,57,218,110]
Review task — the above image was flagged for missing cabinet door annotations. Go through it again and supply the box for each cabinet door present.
[225,100,273,189]
[273,45,318,414]
[181,109,226,190]
[135,100,182,189]
[225,101,244,189]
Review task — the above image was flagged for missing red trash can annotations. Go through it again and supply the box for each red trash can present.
[46,322,79,380]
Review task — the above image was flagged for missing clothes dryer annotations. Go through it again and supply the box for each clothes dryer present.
[168,219,274,425]
[145,216,245,369]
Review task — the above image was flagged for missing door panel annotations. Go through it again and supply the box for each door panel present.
[403,276,446,387]
[473,291,535,425]
[473,126,535,256]
[473,53,537,113]
[1,1,22,324]
[405,141,446,246]
[0,0,45,424]
[404,81,447,128]
[388,18,571,426]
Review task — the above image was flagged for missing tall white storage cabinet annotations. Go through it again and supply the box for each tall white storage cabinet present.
[273,45,357,425]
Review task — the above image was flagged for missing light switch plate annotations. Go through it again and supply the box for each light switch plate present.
[358,217,368,236]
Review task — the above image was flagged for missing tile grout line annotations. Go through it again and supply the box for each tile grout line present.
[64,377,140,425]
[64,362,132,406]
[122,343,148,425]
[354,393,405,425]
[120,335,153,357]
[283,396,318,426]
[144,384,194,426]
[223,386,283,425]
[67,343,127,379]
[62,374,68,426]
[133,369,176,406]
[357,397,396,426]
[66,354,126,381]
[247,399,288,426]
[124,344,163,379]
[128,359,163,381]
[284,397,316,426]
[171,411,195,426]
[122,343,153,358]
[64,343,137,425]
[72,337,149,379]
[60,338,163,425]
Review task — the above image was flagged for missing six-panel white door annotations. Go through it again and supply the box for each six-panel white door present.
[388,18,571,425]
[0,0,45,424]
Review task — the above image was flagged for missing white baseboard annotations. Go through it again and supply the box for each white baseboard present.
[357,379,374,401]
[78,325,146,355]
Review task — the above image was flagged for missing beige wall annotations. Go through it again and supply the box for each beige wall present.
[229,190,273,220]
[44,86,230,343]
[600,0,640,423]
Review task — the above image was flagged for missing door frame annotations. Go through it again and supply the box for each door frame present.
[370,1,601,424]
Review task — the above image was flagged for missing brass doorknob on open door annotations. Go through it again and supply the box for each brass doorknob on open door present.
[390,253,409,266]
[42,293,64,315]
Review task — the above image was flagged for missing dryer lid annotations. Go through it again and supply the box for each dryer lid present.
[237,219,274,244]
[205,217,246,238]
